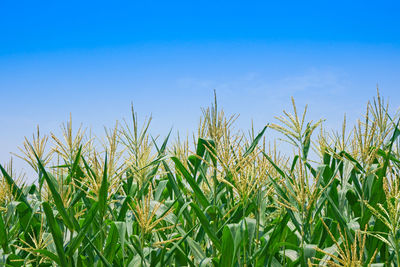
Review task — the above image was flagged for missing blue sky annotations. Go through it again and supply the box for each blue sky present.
[1,0,400,175]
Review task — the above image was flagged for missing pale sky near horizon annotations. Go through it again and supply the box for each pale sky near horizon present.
[1,1,400,179]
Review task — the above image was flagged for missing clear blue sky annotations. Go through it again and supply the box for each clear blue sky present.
[1,0,400,175]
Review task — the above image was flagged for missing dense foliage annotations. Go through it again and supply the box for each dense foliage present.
[1,92,400,266]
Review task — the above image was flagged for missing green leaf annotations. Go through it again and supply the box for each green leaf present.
[164,225,196,263]
[42,201,68,267]
[340,151,365,173]
[192,138,216,176]
[186,237,206,262]
[262,152,286,178]
[16,201,39,233]
[220,226,234,267]
[0,164,28,206]
[117,195,131,221]
[104,222,119,262]
[115,221,127,258]
[66,202,98,257]
[35,153,75,231]
[33,249,61,265]
[162,160,193,227]
[172,157,210,208]
[243,125,268,158]
[302,122,312,159]
[190,202,221,251]
[98,153,108,219]
[0,214,8,253]
[155,180,169,201]
[64,146,82,185]
[87,237,112,267]
[5,254,24,266]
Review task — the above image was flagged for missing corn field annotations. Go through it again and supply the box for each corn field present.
[1,91,400,266]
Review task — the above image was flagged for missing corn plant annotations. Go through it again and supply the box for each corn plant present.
[1,91,400,266]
